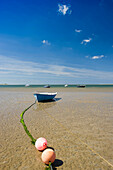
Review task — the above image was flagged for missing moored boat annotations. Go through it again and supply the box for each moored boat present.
[77,85,86,88]
[44,85,50,88]
[34,92,57,102]
[64,84,68,87]
[25,84,30,87]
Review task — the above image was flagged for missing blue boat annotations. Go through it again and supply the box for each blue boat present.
[44,85,50,88]
[34,92,57,102]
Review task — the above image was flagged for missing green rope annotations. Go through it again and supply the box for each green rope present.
[20,102,36,145]
[45,162,53,170]
[20,101,53,169]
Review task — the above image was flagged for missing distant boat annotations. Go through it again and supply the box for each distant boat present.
[44,85,50,88]
[34,92,57,102]
[25,84,30,87]
[64,84,68,87]
[77,85,86,88]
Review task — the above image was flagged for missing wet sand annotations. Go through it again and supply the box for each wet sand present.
[0,87,113,169]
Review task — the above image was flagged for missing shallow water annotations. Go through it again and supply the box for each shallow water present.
[0,88,113,169]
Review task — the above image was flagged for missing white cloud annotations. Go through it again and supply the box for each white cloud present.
[58,4,72,15]
[85,56,89,58]
[42,40,51,45]
[0,55,113,82]
[75,29,82,33]
[91,55,104,59]
[112,45,113,47]
[81,38,92,45]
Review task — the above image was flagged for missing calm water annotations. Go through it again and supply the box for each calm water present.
[0,84,113,88]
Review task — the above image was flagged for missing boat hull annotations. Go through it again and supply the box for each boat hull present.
[34,93,57,102]
[44,85,50,88]
[77,85,86,88]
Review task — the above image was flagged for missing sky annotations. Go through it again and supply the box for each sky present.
[0,0,113,84]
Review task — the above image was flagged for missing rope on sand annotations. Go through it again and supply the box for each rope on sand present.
[41,106,113,169]
[20,102,53,170]
[20,102,36,145]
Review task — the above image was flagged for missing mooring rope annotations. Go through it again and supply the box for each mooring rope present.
[40,105,113,169]
[20,102,36,145]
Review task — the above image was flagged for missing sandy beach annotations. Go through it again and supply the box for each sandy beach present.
[0,87,113,169]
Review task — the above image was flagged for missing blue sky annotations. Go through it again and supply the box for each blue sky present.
[0,0,113,84]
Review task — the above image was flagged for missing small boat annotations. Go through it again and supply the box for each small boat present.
[77,85,86,88]
[64,84,68,87]
[44,85,50,88]
[25,84,30,87]
[34,92,57,102]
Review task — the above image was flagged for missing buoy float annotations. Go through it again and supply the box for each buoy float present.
[41,148,56,164]
[35,137,47,151]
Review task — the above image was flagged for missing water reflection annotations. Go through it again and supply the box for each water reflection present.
[33,98,61,111]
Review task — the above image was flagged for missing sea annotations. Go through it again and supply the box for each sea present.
[0,84,113,88]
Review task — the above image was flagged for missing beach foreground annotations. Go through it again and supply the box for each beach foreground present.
[0,87,113,169]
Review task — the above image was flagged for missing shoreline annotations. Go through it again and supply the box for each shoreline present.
[0,87,113,92]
